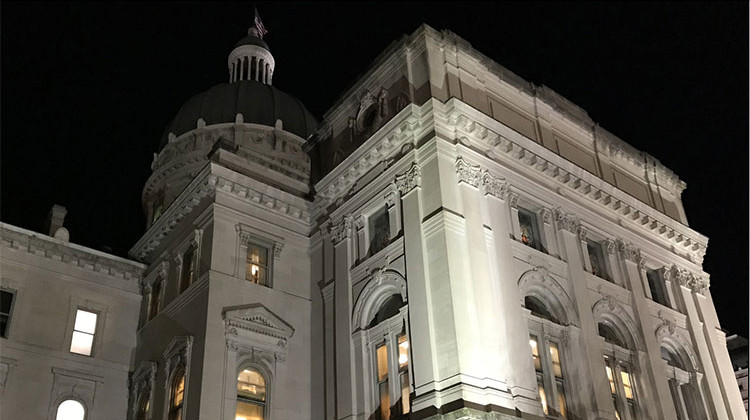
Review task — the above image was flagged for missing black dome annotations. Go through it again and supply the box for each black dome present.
[234,34,270,50]
[160,80,317,148]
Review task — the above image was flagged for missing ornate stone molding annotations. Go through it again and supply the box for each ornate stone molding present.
[330,216,353,244]
[669,265,709,294]
[1,223,145,282]
[482,171,509,199]
[224,304,293,363]
[616,240,642,264]
[507,192,519,209]
[553,207,579,233]
[540,208,552,225]
[353,215,366,230]
[604,239,616,255]
[395,163,421,195]
[384,191,397,208]
[576,225,588,242]
[456,156,482,188]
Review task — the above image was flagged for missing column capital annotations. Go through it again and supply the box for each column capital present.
[330,215,354,244]
[395,163,421,195]
[456,156,481,188]
[553,207,579,233]
[668,264,709,294]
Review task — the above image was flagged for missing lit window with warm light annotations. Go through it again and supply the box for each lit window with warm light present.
[70,309,97,356]
[236,368,266,420]
[376,343,390,419]
[397,334,410,415]
[169,370,185,420]
[245,244,269,286]
[600,323,638,419]
[526,295,568,418]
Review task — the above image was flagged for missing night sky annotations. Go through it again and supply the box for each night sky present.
[2,3,747,336]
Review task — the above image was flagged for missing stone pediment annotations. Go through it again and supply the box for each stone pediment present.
[223,304,294,341]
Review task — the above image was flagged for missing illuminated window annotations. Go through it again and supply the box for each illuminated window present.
[603,356,638,419]
[376,343,390,419]
[245,243,269,286]
[518,207,544,252]
[180,244,197,293]
[0,289,15,338]
[148,280,162,321]
[56,399,85,420]
[169,370,185,420]
[70,309,97,356]
[397,334,410,415]
[236,368,266,420]
[526,296,568,417]
[369,207,390,256]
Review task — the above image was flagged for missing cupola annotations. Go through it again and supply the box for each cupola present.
[228,27,275,84]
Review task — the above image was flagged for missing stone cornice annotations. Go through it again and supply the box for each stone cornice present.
[1,223,145,282]
[439,101,708,266]
[131,163,314,261]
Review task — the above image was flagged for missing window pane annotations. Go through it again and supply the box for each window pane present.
[70,331,94,355]
[235,400,264,420]
[246,263,267,285]
[398,335,409,369]
[247,244,268,266]
[606,364,616,394]
[587,241,608,280]
[538,384,548,415]
[74,310,97,334]
[149,282,161,320]
[549,342,562,378]
[237,369,266,401]
[376,344,389,382]
[379,380,390,420]
[518,209,538,249]
[529,337,541,371]
[369,207,391,255]
[400,371,410,414]
[0,314,8,338]
[556,382,567,417]
[0,291,13,314]
[621,370,634,400]
[56,399,85,420]
[172,374,185,407]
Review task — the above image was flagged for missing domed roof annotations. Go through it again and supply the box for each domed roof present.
[234,34,270,50]
[160,80,317,148]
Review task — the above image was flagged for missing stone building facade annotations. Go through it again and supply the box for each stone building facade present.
[1,21,746,420]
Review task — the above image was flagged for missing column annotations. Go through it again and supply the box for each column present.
[321,281,336,419]
[395,164,437,410]
[332,216,357,419]
[484,177,542,415]
[554,209,614,419]
[618,240,677,420]
[667,266,729,418]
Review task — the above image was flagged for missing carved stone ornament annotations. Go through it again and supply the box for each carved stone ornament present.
[508,192,519,209]
[577,225,588,242]
[669,265,710,294]
[482,171,509,200]
[616,240,641,263]
[604,239,616,255]
[540,208,552,225]
[354,214,366,230]
[456,156,482,188]
[330,216,353,244]
[384,191,397,208]
[395,163,421,194]
[553,207,578,233]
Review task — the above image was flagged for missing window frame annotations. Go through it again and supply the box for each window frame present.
[54,398,87,420]
[585,239,612,282]
[235,365,268,420]
[235,224,284,289]
[599,329,640,420]
[68,308,101,357]
[244,241,272,287]
[645,267,671,308]
[526,309,570,418]
[0,288,17,339]
[168,368,186,420]
[364,304,411,419]
[517,206,546,253]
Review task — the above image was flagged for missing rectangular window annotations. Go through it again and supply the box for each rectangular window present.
[0,290,15,338]
[606,363,616,395]
[70,309,97,356]
[180,244,196,293]
[530,336,541,371]
[398,334,410,414]
[587,240,610,281]
[549,342,563,378]
[538,384,548,415]
[647,268,670,306]
[369,206,391,256]
[246,243,269,286]
[518,208,544,252]
[148,281,161,321]
[556,382,567,417]
[376,343,390,420]
[621,368,634,400]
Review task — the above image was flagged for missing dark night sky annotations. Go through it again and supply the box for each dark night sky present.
[2,2,747,336]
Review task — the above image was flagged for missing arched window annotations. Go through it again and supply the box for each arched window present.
[135,392,150,420]
[56,399,85,420]
[524,295,568,417]
[598,322,637,420]
[169,370,185,420]
[363,293,410,419]
[236,367,266,420]
[660,346,706,420]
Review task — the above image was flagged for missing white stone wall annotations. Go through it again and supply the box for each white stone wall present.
[0,223,144,420]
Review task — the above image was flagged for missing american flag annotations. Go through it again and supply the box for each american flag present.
[254,8,268,38]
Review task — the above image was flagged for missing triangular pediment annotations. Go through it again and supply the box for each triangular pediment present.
[223,303,294,340]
